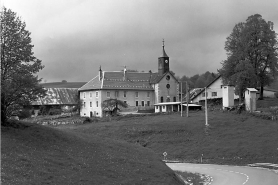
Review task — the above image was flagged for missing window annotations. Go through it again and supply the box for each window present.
[124,91,127,97]
[83,92,86,98]
[83,102,86,108]
[161,96,164,103]
[147,101,150,106]
[173,97,176,102]
[96,91,99,98]
[141,101,145,107]
[147,92,150,97]
[135,101,139,106]
[90,92,92,97]
[212,92,217,97]
[135,92,139,98]
[90,102,92,107]
[107,92,110,98]
[96,101,98,107]
[115,91,119,98]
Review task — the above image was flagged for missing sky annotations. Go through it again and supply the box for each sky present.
[2,0,278,82]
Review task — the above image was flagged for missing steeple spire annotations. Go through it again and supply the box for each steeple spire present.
[161,39,168,57]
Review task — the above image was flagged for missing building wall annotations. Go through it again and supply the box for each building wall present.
[80,89,155,117]
[80,90,103,117]
[155,73,179,104]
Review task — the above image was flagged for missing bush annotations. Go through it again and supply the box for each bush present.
[18,109,32,119]
[274,92,278,98]
[49,108,62,115]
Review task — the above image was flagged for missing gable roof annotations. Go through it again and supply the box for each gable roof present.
[191,75,222,101]
[150,71,179,84]
[78,76,102,91]
[79,71,156,91]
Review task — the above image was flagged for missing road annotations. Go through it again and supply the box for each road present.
[166,163,278,185]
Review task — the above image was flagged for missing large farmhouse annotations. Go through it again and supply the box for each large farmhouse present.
[78,42,179,117]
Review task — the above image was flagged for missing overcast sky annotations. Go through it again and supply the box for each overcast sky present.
[2,0,278,82]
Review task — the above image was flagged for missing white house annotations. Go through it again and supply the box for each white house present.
[191,76,239,103]
[78,42,180,117]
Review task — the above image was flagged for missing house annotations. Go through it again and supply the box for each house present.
[78,42,180,117]
[191,75,239,104]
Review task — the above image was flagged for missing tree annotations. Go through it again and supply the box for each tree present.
[1,7,46,122]
[102,99,128,116]
[219,14,278,100]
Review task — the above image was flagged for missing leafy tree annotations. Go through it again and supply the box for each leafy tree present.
[1,7,46,122]
[102,99,128,116]
[219,14,278,100]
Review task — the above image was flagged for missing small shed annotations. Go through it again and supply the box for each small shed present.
[222,85,234,108]
[245,88,258,112]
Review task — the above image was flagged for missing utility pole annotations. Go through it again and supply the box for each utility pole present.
[180,81,183,117]
[205,87,209,126]
[186,81,189,117]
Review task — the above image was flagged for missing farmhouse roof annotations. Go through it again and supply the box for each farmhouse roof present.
[79,71,160,91]
[32,88,78,105]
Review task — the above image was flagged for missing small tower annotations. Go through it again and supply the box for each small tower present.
[158,39,170,75]
[99,66,102,81]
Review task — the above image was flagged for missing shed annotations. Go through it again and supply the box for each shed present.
[245,88,258,112]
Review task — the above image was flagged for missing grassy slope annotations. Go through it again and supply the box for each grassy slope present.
[61,111,278,165]
[1,121,182,185]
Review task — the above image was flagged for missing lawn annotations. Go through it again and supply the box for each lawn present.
[1,121,183,185]
[59,110,278,165]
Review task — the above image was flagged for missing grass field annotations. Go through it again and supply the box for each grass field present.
[1,121,183,185]
[59,110,278,165]
[2,98,277,184]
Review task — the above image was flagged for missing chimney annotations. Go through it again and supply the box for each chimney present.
[99,66,102,81]
[123,66,127,80]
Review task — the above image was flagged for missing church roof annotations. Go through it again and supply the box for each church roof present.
[79,71,161,91]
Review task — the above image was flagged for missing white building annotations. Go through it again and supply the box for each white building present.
[191,76,239,103]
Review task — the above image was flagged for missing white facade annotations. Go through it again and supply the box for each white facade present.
[192,76,239,103]
[80,89,156,117]
[153,72,179,104]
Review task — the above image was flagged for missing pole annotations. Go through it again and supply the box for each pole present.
[205,87,208,126]
[180,81,183,117]
[186,81,189,117]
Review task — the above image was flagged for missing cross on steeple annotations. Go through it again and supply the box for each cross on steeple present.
[162,39,165,47]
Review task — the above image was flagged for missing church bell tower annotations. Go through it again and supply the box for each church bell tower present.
[158,39,170,76]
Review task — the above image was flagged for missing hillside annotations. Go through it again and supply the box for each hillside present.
[60,111,278,165]
[1,121,183,185]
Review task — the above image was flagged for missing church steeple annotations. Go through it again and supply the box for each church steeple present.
[161,39,168,57]
[158,39,170,75]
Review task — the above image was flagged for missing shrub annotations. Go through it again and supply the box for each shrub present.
[18,109,32,119]
[49,108,62,115]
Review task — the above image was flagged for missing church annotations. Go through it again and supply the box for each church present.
[78,41,180,117]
